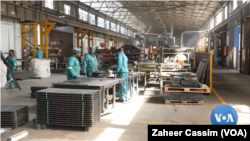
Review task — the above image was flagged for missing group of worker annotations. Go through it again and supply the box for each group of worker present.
[5,46,129,101]
[67,46,129,102]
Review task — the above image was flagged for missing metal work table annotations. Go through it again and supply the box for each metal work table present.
[105,72,146,99]
[128,72,146,98]
[52,77,122,113]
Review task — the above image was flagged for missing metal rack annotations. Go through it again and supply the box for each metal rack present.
[160,47,194,63]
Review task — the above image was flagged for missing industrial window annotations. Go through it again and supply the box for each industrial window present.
[124,28,127,35]
[127,30,131,36]
[120,26,124,34]
[64,4,70,15]
[89,13,95,25]
[233,0,237,10]
[216,11,222,26]
[210,19,214,30]
[111,22,116,32]
[224,6,228,19]
[79,8,88,21]
[117,25,120,33]
[45,0,53,9]
[98,17,105,28]
[106,20,110,30]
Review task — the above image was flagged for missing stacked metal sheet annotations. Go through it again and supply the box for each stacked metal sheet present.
[1,105,29,128]
[30,86,50,98]
[164,93,204,101]
[36,88,100,127]
[180,77,201,88]
[172,76,183,87]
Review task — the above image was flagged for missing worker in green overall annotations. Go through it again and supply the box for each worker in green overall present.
[66,47,81,80]
[82,46,98,77]
[35,46,43,59]
[116,47,130,102]
[5,50,16,89]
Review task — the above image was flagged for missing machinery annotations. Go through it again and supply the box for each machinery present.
[148,45,157,60]
[48,41,67,69]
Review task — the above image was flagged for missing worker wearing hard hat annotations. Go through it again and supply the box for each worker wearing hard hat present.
[82,46,98,77]
[116,47,130,102]
[35,46,43,59]
[5,50,16,89]
[66,47,81,80]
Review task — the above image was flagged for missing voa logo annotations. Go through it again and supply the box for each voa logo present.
[210,104,238,125]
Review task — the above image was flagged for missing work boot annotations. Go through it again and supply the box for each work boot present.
[6,86,13,90]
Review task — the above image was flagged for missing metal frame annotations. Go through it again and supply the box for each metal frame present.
[76,29,88,55]
[21,22,37,70]
[40,19,55,59]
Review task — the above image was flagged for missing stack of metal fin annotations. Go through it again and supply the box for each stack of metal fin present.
[36,88,100,127]
[50,69,66,73]
[164,93,203,101]
[30,86,50,98]
[61,78,97,84]
[196,59,209,85]
[13,71,37,80]
[180,77,200,88]
[1,105,29,128]
[172,76,183,87]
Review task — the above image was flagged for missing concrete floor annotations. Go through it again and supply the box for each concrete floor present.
[1,65,250,141]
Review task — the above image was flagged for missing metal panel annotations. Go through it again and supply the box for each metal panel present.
[66,21,81,28]
[25,9,34,21]
[58,2,64,13]
[35,12,39,22]
[7,4,16,17]
[16,7,25,19]
[1,2,7,15]
[70,5,75,17]
[39,13,46,22]
[47,15,65,24]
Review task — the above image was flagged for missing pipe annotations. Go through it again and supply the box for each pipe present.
[181,31,208,47]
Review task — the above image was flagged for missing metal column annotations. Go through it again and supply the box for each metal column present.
[115,37,119,49]
[104,35,109,50]
[88,31,94,52]
[113,85,116,108]
[106,88,109,109]
[40,19,55,59]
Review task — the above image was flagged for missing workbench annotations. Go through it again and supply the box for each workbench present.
[105,72,146,99]
[52,77,124,113]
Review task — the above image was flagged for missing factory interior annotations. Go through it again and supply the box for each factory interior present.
[1,0,250,140]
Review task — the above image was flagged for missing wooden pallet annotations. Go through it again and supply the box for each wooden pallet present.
[164,84,210,93]
[165,100,203,105]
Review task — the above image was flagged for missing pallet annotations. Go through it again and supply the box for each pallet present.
[165,100,203,105]
[36,124,90,132]
[164,84,210,93]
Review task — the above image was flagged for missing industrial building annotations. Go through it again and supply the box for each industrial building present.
[1,0,250,140]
